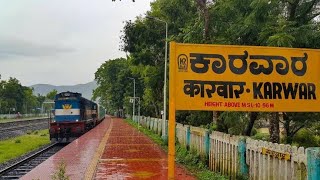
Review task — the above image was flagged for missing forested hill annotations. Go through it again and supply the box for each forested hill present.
[30,81,97,100]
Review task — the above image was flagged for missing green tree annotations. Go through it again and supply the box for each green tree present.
[2,78,24,113]
[36,94,46,110]
[104,0,320,144]
[0,77,39,114]
[46,89,58,100]
[262,0,320,143]
[282,112,320,144]
[22,87,38,114]
[120,0,201,118]
[93,58,134,116]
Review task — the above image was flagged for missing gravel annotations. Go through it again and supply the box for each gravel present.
[0,118,49,140]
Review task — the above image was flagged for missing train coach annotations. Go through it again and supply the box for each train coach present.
[49,91,104,142]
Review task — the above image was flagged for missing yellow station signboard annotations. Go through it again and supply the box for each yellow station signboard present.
[170,42,320,112]
[167,42,320,179]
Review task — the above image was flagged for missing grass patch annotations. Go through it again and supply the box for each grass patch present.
[51,160,70,180]
[176,145,227,180]
[251,132,270,141]
[0,129,50,164]
[125,119,228,180]
[125,119,166,149]
[257,128,269,134]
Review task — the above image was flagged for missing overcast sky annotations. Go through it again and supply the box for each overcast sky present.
[0,0,152,86]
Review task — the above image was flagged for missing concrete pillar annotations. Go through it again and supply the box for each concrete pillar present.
[186,126,191,150]
[307,147,320,180]
[238,137,248,176]
[204,130,210,157]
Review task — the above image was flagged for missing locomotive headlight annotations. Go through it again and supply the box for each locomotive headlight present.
[76,119,78,122]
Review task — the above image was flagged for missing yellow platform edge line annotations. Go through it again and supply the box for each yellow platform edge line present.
[99,158,166,162]
[84,118,113,180]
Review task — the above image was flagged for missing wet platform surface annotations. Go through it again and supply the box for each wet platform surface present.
[94,117,195,180]
[22,116,195,180]
[21,117,112,180]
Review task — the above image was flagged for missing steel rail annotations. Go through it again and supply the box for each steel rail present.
[0,142,63,179]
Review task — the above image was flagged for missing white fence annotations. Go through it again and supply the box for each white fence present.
[246,138,307,180]
[133,116,319,180]
[209,131,240,179]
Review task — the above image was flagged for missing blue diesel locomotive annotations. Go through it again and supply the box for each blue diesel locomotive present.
[49,91,103,142]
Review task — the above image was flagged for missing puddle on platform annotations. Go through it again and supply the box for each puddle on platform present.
[131,171,156,179]
[125,149,141,153]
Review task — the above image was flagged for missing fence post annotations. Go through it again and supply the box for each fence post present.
[186,126,191,150]
[204,130,210,157]
[307,147,320,180]
[158,119,161,135]
[238,137,248,176]
[153,119,156,132]
[148,118,154,129]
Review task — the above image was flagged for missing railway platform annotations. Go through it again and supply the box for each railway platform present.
[22,116,195,180]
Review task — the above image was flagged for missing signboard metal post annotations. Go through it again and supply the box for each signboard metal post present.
[168,42,176,179]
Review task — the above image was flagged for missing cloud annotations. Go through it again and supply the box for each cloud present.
[0,0,152,85]
[0,37,74,57]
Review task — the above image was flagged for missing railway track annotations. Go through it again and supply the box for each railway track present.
[0,143,66,180]
[0,118,49,140]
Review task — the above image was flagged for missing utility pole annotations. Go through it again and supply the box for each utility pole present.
[128,77,136,121]
[146,15,168,141]
[138,97,140,127]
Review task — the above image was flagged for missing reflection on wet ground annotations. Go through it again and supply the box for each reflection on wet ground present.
[94,118,195,180]
[21,118,111,180]
[21,117,195,180]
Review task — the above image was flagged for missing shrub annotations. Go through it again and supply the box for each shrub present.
[15,139,21,143]
[201,122,218,134]
[209,123,218,131]
[51,161,70,180]
[293,129,318,147]
[311,123,320,136]
[251,132,269,141]
[316,136,320,145]
[185,111,213,127]
[228,127,242,135]
[250,128,258,136]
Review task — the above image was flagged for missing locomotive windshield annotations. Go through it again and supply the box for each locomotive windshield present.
[55,92,81,101]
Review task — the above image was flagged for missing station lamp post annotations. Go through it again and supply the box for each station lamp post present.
[130,96,140,128]
[128,77,136,121]
[146,15,168,141]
